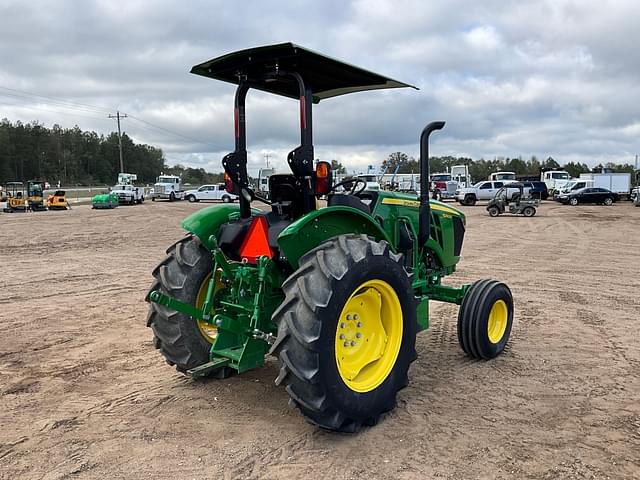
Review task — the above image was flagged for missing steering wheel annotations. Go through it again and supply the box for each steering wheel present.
[330,177,368,195]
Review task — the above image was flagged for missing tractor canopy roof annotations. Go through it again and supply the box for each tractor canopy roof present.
[191,42,417,102]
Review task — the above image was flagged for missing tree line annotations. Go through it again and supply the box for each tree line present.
[0,119,164,185]
[162,164,224,185]
[1,118,635,188]
[380,152,637,181]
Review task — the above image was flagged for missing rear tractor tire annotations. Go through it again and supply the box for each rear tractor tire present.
[271,235,417,432]
[457,280,513,359]
[146,235,230,377]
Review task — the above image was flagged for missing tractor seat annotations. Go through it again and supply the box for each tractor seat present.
[328,194,371,215]
[269,174,304,219]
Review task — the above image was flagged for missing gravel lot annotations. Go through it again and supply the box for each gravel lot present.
[1,199,639,479]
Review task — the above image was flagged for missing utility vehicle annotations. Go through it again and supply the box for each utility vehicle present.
[487,183,538,217]
[111,184,144,205]
[146,43,514,432]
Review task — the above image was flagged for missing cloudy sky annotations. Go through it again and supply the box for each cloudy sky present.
[1,0,639,175]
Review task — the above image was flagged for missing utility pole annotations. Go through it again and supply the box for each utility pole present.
[109,111,128,172]
[264,154,271,168]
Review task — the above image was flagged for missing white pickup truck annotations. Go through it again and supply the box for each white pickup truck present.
[184,184,238,203]
[111,184,144,205]
[456,181,510,206]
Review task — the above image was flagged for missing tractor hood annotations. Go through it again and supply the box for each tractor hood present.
[191,42,417,102]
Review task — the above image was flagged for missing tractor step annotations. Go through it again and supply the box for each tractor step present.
[187,357,231,379]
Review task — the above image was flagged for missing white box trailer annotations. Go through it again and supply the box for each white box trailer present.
[579,173,631,196]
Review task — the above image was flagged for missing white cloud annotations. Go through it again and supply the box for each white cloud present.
[0,0,639,172]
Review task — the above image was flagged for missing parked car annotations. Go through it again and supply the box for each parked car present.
[556,187,619,206]
[521,181,549,200]
[455,180,515,205]
[184,183,238,203]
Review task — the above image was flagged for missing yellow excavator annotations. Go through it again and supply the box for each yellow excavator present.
[3,182,27,212]
[2,181,47,212]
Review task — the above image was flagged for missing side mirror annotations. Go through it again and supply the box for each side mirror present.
[315,161,333,195]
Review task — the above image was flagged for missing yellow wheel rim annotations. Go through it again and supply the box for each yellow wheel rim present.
[334,279,403,393]
[195,271,222,343]
[487,299,508,344]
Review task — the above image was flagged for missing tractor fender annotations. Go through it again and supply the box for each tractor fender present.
[277,206,393,269]
[181,204,259,250]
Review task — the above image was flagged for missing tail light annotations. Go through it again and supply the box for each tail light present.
[224,172,234,194]
[315,161,332,195]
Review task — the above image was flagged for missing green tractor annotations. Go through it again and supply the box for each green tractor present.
[146,43,514,432]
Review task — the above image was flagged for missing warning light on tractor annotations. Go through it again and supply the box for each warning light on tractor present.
[315,161,332,195]
[224,172,234,194]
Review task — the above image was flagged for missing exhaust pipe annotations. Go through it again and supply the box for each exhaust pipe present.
[419,121,446,248]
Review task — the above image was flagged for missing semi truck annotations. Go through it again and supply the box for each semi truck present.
[541,170,570,193]
[151,174,185,201]
[489,171,516,182]
[451,164,472,188]
[431,165,472,200]
[256,168,276,199]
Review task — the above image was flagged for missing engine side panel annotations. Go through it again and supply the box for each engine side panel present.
[370,191,465,269]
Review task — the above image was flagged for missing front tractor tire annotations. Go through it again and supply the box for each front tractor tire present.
[271,235,417,432]
[146,235,221,374]
[457,280,513,359]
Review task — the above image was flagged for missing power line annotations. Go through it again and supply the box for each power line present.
[0,85,223,151]
[0,99,113,122]
[126,114,222,150]
[0,86,112,115]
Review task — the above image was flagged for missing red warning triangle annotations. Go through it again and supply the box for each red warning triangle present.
[240,216,273,263]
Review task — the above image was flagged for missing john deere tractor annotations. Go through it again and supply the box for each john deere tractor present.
[146,43,514,432]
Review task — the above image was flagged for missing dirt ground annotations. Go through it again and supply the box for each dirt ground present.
[1,199,639,480]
